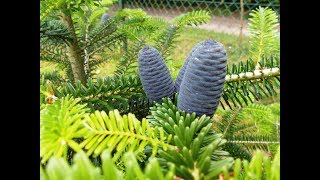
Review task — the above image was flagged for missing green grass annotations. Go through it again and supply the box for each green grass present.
[40,27,250,79]
[93,59,118,78]
[40,62,59,73]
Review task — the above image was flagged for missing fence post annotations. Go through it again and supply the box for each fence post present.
[239,0,244,45]
[118,0,124,10]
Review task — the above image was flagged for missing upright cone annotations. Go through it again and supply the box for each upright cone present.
[100,13,110,25]
[138,46,175,103]
[177,39,227,116]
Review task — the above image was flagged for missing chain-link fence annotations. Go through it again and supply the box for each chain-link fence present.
[109,0,280,62]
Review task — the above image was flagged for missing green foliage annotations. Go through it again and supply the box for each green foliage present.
[40,87,279,179]
[82,18,125,79]
[41,144,280,180]
[40,41,68,65]
[267,102,280,123]
[221,56,280,109]
[83,18,123,55]
[40,95,90,163]
[214,104,279,160]
[117,8,147,19]
[227,56,280,75]
[111,8,157,76]
[40,71,66,85]
[40,0,66,21]
[223,146,280,180]
[72,0,114,31]
[41,4,182,81]
[114,40,146,76]
[248,6,280,63]
[239,103,279,136]
[173,10,212,27]
[52,75,145,113]
[41,150,175,180]
[80,109,174,161]
[41,15,124,81]
[40,95,173,165]
[123,152,176,180]
[46,56,280,117]
[40,71,66,107]
[40,81,52,108]
[114,10,212,76]
[40,96,177,178]
[40,19,73,44]
[39,43,73,81]
[40,0,113,21]
[147,97,234,179]
[123,96,150,120]
[154,10,211,62]
[116,8,167,42]
[41,5,212,81]
[154,25,179,63]
[148,96,209,136]
[40,0,124,82]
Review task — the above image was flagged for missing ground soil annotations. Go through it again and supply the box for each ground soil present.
[143,8,250,36]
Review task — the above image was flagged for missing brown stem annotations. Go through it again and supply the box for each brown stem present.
[60,4,87,84]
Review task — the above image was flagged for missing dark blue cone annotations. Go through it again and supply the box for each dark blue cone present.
[175,40,206,92]
[100,13,110,25]
[177,39,227,116]
[138,46,175,103]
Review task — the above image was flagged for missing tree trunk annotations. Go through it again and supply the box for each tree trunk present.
[60,5,87,84]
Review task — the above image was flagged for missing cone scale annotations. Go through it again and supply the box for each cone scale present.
[175,40,206,92]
